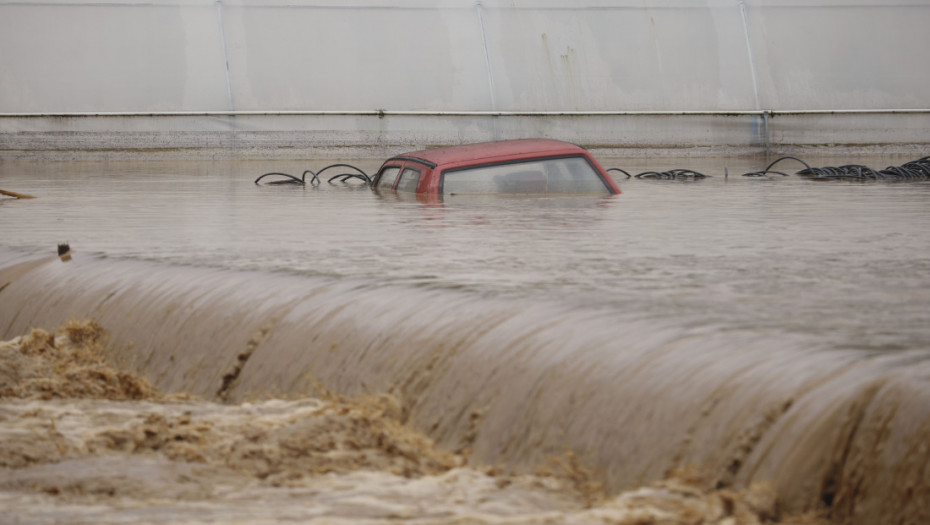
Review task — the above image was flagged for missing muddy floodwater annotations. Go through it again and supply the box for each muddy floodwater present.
[1,153,929,524]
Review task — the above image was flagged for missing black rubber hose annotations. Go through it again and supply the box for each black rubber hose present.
[793,156,930,181]
[635,169,710,180]
[327,173,370,183]
[254,169,319,185]
[316,164,371,184]
[254,172,307,185]
[743,156,813,177]
[766,156,813,173]
[606,167,632,179]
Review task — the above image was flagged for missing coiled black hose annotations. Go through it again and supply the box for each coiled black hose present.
[317,164,372,184]
[605,167,710,180]
[740,156,813,177]
[254,170,318,185]
[606,155,929,182]
[795,156,930,181]
[606,168,631,179]
[634,168,711,180]
[254,164,371,186]
[740,155,930,180]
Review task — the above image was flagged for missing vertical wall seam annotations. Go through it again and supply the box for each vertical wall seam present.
[475,1,497,111]
[737,1,765,152]
[737,0,761,111]
[215,0,235,111]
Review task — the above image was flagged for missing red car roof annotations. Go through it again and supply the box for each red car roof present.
[390,139,591,168]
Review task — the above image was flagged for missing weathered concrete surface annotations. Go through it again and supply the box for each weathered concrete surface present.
[3,1,928,158]
[2,112,928,160]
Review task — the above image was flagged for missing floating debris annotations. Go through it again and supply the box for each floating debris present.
[57,243,71,262]
[0,188,36,199]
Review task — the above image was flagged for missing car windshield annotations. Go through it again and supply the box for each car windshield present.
[441,156,610,195]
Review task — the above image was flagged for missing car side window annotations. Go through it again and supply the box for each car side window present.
[376,166,401,189]
[441,156,610,195]
[394,167,421,193]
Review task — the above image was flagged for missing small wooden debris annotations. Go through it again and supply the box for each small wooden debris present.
[0,189,37,199]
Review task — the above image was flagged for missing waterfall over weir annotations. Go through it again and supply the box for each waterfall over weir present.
[2,248,928,524]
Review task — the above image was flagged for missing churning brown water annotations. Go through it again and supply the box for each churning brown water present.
[1,154,929,524]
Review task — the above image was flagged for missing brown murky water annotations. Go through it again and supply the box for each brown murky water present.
[1,321,802,524]
[1,154,929,523]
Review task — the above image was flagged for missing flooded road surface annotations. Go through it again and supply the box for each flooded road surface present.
[1,153,929,523]
[3,154,929,351]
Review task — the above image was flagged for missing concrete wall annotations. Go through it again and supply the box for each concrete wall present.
[1,0,928,157]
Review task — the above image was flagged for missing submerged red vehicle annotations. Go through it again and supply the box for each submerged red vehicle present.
[371,139,621,196]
